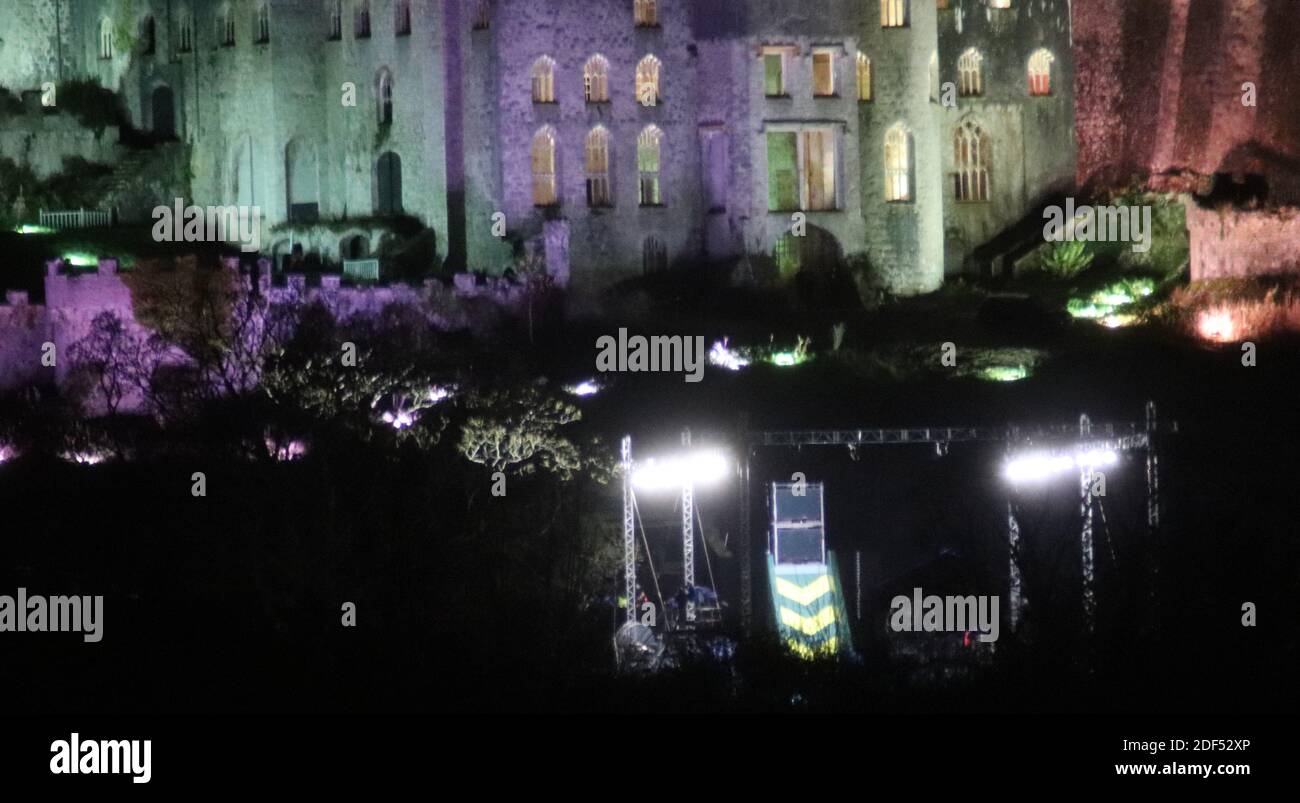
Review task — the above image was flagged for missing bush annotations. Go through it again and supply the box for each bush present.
[1040,240,1094,278]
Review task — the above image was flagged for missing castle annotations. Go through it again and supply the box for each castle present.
[1,0,1076,296]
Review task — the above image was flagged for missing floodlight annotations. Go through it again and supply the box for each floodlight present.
[1003,453,1074,483]
[632,449,730,492]
[1074,449,1117,469]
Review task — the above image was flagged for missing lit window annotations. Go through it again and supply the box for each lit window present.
[355,0,371,39]
[531,56,556,103]
[395,0,411,36]
[988,0,1012,8]
[377,69,393,125]
[1028,49,1054,96]
[634,0,658,27]
[813,50,836,97]
[937,0,950,8]
[99,18,114,59]
[928,51,939,102]
[585,126,612,207]
[766,128,837,212]
[636,55,661,106]
[255,3,270,43]
[856,52,872,101]
[884,124,912,202]
[761,46,794,97]
[532,127,558,206]
[958,48,983,96]
[882,0,909,28]
[584,55,610,103]
[638,125,663,205]
[953,119,990,202]
[472,1,490,30]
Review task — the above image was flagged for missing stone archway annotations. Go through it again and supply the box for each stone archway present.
[151,85,176,138]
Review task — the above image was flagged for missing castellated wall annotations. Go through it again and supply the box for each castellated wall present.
[1186,202,1300,282]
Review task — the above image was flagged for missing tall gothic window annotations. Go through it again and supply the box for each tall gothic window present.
[884,124,912,202]
[953,118,991,202]
[532,127,558,206]
[377,69,393,125]
[958,49,983,96]
[636,55,661,106]
[1028,49,1054,96]
[634,0,658,27]
[881,0,909,28]
[395,1,411,36]
[355,0,372,39]
[531,56,556,103]
[329,1,343,39]
[585,126,612,207]
[255,3,270,43]
[638,126,663,205]
[584,55,610,103]
[856,53,872,101]
[99,18,114,59]
[812,49,836,97]
[472,1,491,30]
[178,13,194,53]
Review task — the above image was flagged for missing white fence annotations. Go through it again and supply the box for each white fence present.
[343,259,380,281]
[38,208,113,230]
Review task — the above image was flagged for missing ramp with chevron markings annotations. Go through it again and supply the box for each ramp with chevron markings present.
[768,482,855,658]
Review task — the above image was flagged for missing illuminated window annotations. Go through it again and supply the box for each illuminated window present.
[255,3,270,43]
[395,0,411,36]
[531,56,556,103]
[958,48,983,96]
[532,127,558,206]
[636,55,661,106]
[638,125,663,205]
[377,69,393,125]
[99,18,114,59]
[761,46,795,97]
[766,128,837,212]
[472,1,490,30]
[881,0,909,28]
[634,0,658,27]
[988,0,1012,8]
[813,50,836,97]
[585,126,612,207]
[929,51,939,102]
[584,55,610,103]
[856,52,872,101]
[355,0,371,39]
[884,124,912,202]
[1028,49,1054,96]
[953,119,990,202]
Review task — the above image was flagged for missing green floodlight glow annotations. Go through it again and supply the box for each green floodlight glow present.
[63,252,98,267]
[980,365,1029,383]
[771,351,799,367]
[1067,278,1156,323]
[15,224,56,235]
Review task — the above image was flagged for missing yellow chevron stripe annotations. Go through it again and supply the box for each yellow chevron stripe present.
[779,604,838,636]
[787,636,839,658]
[775,574,832,606]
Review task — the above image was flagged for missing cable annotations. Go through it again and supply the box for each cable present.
[631,490,667,622]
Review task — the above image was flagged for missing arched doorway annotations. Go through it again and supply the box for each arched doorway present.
[151,85,176,138]
[286,138,320,222]
[339,234,368,260]
[773,224,842,279]
[375,151,403,215]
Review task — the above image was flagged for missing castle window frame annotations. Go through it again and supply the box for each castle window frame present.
[636,55,661,106]
[255,3,270,44]
[584,55,610,104]
[329,1,343,40]
[760,45,797,98]
[217,6,236,47]
[472,1,491,31]
[395,0,412,37]
[812,48,837,98]
[638,125,664,206]
[355,0,372,40]
[881,0,910,28]
[988,0,1012,9]
[532,127,559,207]
[1028,49,1054,96]
[884,123,913,202]
[531,56,557,103]
[377,69,394,125]
[957,48,983,97]
[634,0,659,28]
[585,126,613,208]
[856,52,872,101]
[765,124,839,213]
[99,18,114,60]
[141,17,157,56]
[178,13,194,53]
[953,118,991,203]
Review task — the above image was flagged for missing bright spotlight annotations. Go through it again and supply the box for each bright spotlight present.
[1003,453,1075,483]
[1074,449,1118,469]
[632,449,730,492]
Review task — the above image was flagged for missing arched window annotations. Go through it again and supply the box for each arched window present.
[881,0,909,28]
[585,126,612,207]
[99,18,114,59]
[532,127,558,206]
[377,69,393,125]
[141,17,156,55]
[638,125,663,206]
[884,124,912,202]
[636,55,661,106]
[958,49,983,96]
[953,119,990,202]
[329,1,343,39]
[1028,49,1054,96]
[531,56,556,103]
[394,0,411,36]
[634,0,658,27]
[355,0,372,39]
[584,55,610,103]
[178,12,194,53]
[218,5,236,46]
[472,1,491,30]
[255,3,270,43]
[856,53,872,101]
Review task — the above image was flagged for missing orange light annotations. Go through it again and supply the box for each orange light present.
[1197,309,1237,343]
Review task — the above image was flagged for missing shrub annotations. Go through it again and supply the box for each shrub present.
[1040,240,1094,278]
